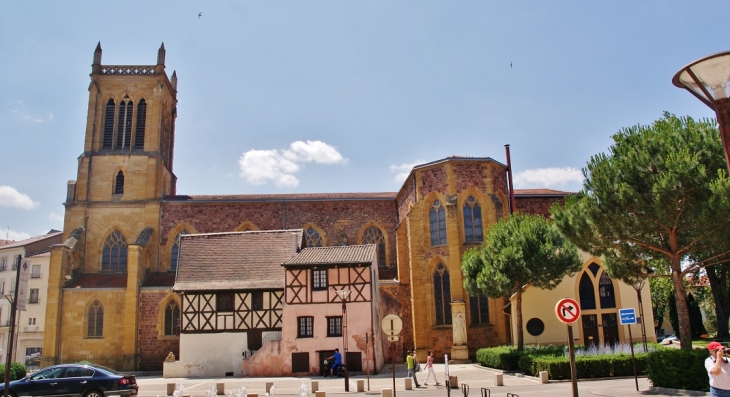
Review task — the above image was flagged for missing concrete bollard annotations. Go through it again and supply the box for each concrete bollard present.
[167,384,176,396]
[311,381,319,392]
[449,376,458,389]
[495,374,503,386]
[539,371,548,384]
[217,383,225,395]
[246,394,258,397]
[381,388,392,397]
[266,382,273,393]
[315,391,326,397]
[404,378,412,390]
[357,379,365,392]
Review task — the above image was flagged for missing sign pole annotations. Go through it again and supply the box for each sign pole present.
[567,324,578,397]
[628,325,638,391]
[391,342,396,397]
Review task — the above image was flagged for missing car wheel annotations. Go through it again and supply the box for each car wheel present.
[8,391,17,397]
[83,390,104,397]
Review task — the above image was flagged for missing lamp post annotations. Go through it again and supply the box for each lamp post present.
[335,289,351,392]
[673,51,730,172]
[631,281,648,352]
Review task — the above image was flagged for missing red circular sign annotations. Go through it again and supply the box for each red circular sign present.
[555,298,581,324]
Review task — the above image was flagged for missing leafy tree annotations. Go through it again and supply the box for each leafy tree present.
[687,293,707,338]
[462,213,582,350]
[649,276,674,334]
[551,113,730,349]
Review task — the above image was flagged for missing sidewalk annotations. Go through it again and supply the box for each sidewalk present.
[134,363,709,397]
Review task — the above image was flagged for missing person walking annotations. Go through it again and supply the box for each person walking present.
[422,350,441,386]
[406,350,421,387]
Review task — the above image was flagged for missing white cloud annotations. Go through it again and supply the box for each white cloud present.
[49,213,64,225]
[389,160,426,183]
[8,101,53,123]
[1,229,31,242]
[238,141,347,187]
[513,167,584,189]
[0,186,39,210]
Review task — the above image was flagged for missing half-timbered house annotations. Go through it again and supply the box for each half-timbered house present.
[165,230,303,377]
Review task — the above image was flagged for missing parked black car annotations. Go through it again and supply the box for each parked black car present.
[0,363,138,397]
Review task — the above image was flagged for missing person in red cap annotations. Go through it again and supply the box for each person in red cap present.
[706,341,730,396]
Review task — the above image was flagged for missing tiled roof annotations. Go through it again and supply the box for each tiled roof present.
[165,192,397,202]
[513,189,576,196]
[65,274,127,289]
[141,272,176,287]
[0,230,62,251]
[26,252,50,258]
[282,245,377,266]
[173,229,304,292]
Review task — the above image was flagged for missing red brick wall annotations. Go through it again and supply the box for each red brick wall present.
[162,199,397,269]
[139,290,180,371]
[453,163,489,193]
[515,196,566,217]
[418,167,448,198]
[396,177,416,225]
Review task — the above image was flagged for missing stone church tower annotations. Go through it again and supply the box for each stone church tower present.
[42,43,178,369]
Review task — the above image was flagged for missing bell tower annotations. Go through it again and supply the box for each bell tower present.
[43,43,178,370]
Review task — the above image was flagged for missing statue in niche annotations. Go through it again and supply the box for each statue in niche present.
[453,312,467,345]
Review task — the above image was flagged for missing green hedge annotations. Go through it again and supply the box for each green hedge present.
[476,345,565,371]
[646,349,709,392]
[0,362,27,381]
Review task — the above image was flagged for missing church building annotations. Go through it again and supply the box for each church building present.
[42,44,569,372]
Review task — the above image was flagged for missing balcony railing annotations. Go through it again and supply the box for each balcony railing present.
[23,326,40,333]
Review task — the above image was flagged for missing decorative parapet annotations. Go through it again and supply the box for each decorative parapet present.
[100,65,157,75]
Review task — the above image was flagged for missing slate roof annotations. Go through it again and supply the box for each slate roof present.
[282,245,377,267]
[165,192,396,202]
[65,274,127,289]
[513,188,575,196]
[173,229,304,292]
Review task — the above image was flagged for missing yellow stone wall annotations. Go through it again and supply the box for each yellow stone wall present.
[402,160,510,360]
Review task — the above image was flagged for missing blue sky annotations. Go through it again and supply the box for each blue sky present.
[1,1,728,240]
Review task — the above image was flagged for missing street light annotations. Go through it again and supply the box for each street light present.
[630,281,648,352]
[673,51,730,172]
[335,289,351,392]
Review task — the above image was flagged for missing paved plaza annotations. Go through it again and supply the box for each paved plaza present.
[135,363,707,397]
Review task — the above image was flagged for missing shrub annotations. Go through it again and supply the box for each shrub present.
[476,346,521,370]
[0,362,27,380]
[646,348,709,392]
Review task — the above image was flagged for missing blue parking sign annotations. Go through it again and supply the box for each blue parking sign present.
[619,308,637,325]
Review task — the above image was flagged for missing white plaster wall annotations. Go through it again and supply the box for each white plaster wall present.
[163,332,247,378]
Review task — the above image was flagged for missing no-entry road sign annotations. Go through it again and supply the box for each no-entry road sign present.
[555,297,581,324]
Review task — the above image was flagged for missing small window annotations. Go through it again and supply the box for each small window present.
[297,316,313,338]
[164,300,180,336]
[0,258,6,271]
[252,291,264,310]
[0,282,5,295]
[463,196,483,243]
[28,317,36,326]
[469,295,489,325]
[430,200,447,246]
[25,347,41,357]
[114,171,124,195]
[304,227,323,247]
[87,300,104,338]
[28,289,39,304]
[217,292,234,312]
[31,265,41,278]
[327,316,342,337]
[312,269,327,290]
[598,272,616,309]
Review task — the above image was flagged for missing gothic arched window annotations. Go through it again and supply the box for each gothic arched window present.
[430,200,447,246]
[469,295,489,325]
[434,263,452,325]
[116,99,133,149]
[579,272,596,310]
[134,99,147,149]
[598,272,616,308]
[88,300,104,338]
[102,99,115,149]
[170,229,190,271]
[102,230,128,271]
[304,226,323,247]
[164,300,180,336]
[114,171,124,195]
[361,226,386,267]
[463,196,483,243]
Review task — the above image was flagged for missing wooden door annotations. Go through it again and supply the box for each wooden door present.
[582,314,599,347]
[601,313,619,346]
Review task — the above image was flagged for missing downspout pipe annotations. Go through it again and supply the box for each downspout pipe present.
[505,145,516,214]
